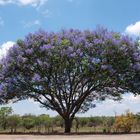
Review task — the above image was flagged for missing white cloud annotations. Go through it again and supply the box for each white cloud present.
[42,9,52,18]
[124,94,140,102]
[125,21,140,36]
[0,0,13,5]
[2,93,140,117]
[28,98,39,105]
[78,94,140,117]
[22,19,41,28]
[18,0,47,8]
[0,41,15,59]
[0,17,4,26]
[0,0,48,8]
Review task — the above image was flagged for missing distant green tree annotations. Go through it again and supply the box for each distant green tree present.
[34,116,42,133]
[79,117,89,127]
[134,113,140,132]
[0,107,12,130]
[22,114,36,132]
[103,117,115,133]
[73,117,79,132]
[53,115,64,128]
[39,114,51,133]
[7,114,21,133]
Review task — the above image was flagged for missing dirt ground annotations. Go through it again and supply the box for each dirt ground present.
[0,134,140,140]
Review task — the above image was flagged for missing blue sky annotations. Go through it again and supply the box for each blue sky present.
[0,0,140,116]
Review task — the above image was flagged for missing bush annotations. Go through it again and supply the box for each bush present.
[113,111,134,132]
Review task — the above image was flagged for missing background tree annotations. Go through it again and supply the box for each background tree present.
[22,114,36,132]
[34,115,42,133]
[102,116,114,133]
[34,114,50,133]
[134,113,140,132]
[39,114,51,133]
[0,107,12,130]
[7,114,21,133]
[72,117,79,132]
[0,28,140,133]
[113,110,134,132]
[79,117,89,128]
[53,115,64,128]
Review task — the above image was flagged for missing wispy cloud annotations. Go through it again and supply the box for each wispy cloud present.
[0,0,48,8]
[42,9,52,18]
[22,19,41,28]
[125,21,140,36]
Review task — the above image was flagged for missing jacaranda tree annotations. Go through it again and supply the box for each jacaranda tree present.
[0,27,140,133]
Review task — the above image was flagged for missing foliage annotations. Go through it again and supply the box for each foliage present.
[53,115,64,128]
[113,111,135,132]
[0,27,140,132]
[0,107,12,130]
[0,106,139,133]
[7,114,21,133]
[22,114,36,130]
[79,117,89,127]
[135,112,140,124]
[35,114,50,132]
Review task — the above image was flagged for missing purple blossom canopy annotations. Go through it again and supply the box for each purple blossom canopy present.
[0,28,140,132]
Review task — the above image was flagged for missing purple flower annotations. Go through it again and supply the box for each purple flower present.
[133,63,140,70]
[85,42,92,48]
[90,57,101,64]
[36,59,42,66]
[32,73,41,82]
[25,48,33,55]
[104,33,113,40]
[67,47,74,52]
[70,52,76,58]
[133,52,140,61]
[112,39,120,46]
[101,64,109,70]
[0,84,4,92]
[40,44,52,51]
[17,55,27,63]
[24,39,30,47]
[61,47,74,56]
[73,36,85,45]
[94,39,102,45]
[121,35,130,43]
[76,49,81,54]
[76,49,83,56]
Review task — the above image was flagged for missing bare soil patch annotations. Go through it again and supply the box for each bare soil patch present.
[0,134,140,140]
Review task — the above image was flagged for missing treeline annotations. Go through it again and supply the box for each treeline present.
[0,107,140,133]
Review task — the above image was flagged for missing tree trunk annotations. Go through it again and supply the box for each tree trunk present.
[11,127,13,133]
[14,127,17,133]
[64,118,73,133]
[3,121,7,130]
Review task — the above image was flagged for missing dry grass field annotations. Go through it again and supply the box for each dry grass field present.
[0,134,140,140]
